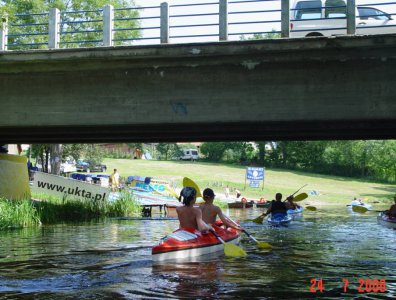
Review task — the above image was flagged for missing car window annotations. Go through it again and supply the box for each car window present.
[324,0,346,18]
[295,1,322,20]
[192,151,198,155]
[358,7,390,20]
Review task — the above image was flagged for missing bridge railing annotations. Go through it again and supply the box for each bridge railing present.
[1,0,396,51]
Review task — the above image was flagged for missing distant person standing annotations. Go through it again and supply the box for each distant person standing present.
[224,186,230,198]
[109,169,120,192]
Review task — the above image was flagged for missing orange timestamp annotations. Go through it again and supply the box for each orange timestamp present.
[310,278,387,293]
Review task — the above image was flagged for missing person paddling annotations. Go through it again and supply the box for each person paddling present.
[285,195,301,210]
[262,193,287,218]
[385,195,396,218]
[200,188,242,230]
[177,187,210,232]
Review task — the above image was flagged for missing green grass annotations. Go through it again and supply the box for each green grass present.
[104,158,396,208]
[32,192,142,224]
[0,198,41,229]
[0,192,142,230]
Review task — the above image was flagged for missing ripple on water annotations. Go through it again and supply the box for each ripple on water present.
[0,213,394,299]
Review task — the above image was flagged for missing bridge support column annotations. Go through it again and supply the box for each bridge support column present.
[347,0,356,35]
[160,2,169,44]
[49,8,60,49]
[281,0,290,38]
[219,0,228,41]
[103,5,114,47]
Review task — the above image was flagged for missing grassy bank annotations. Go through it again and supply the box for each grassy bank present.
[0,193,142,230]
[0,198,41,229]
[104,158,396,208]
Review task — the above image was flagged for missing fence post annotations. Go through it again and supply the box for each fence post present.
[160,2,169,44]
[0,18,7,51]
[49,8,60,49]
[346,0,356,35]
[103,5,114,46]
[281,0,290,38]
[219,0,228,41]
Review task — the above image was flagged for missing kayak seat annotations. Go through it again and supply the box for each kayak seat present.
[169,230,198,241]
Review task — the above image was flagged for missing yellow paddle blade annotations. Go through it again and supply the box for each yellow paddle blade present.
[224,243,247,257]
[165,186,179,199]
[293,193,308,202]
[352,205,368,213]
[183,177,202,198]
[305,206,317,211]
[252,216,264,224]
[257,242,272,249]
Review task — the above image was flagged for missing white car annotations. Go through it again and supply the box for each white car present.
[60,157,77,174]
[290,0,396,37]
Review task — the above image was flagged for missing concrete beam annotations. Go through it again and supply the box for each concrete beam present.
[1,34,396,142]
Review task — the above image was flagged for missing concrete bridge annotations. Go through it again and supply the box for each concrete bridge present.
[1,33,396,143]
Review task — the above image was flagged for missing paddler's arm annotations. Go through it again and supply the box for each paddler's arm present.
[196,209,211,232]
[218,209,242,231]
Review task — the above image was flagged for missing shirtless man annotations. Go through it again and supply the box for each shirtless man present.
[285,195,300,210]
[177,187,209,232]
[200,188,242,230]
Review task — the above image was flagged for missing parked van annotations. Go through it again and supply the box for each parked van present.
[290,0,396,37]
[179,149,199,161]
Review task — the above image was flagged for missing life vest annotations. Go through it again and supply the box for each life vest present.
[271,200,287,214]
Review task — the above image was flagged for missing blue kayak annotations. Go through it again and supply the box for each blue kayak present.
[268,213,292,226]
[287,206,304,215]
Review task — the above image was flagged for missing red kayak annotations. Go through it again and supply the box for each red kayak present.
[152,222,241,262]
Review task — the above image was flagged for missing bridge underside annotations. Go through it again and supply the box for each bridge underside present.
[1,34,396,143]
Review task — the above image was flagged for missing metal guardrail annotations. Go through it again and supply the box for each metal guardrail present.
[1,0,396,51]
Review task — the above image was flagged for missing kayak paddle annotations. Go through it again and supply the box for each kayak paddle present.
[305,205,317,211]
[293,193,308,202]
[183,177,203,198]
[210,229,247,257]
[241,229,272,249]
[352,206,384,214]
[225,215,272,249]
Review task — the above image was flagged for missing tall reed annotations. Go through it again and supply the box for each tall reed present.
[32,192,142,224]
[0,198,41,229]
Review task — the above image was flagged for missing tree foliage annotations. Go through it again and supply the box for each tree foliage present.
[156,143,180,160]
[2,0,140,50]
[200,140,396,183]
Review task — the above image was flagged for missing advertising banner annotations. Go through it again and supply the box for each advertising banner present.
[31,171,109,202]
[246,167,264,180]
[249,180,261,188]
[0,154,30,200]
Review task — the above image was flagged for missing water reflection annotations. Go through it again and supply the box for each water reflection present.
[0,209,394,299]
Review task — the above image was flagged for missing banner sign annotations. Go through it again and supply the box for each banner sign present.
[31,172,109,202]
[246,167,264,180]
[0,154,30,200]
[249,180,261,188]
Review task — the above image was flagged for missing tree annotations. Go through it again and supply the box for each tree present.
[2,0,140,50]
[200,142,228,162]
[156,143,180,160]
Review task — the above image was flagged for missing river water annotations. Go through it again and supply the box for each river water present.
[0,208,395,299]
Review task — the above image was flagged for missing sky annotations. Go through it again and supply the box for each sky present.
[130,0,396,45]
